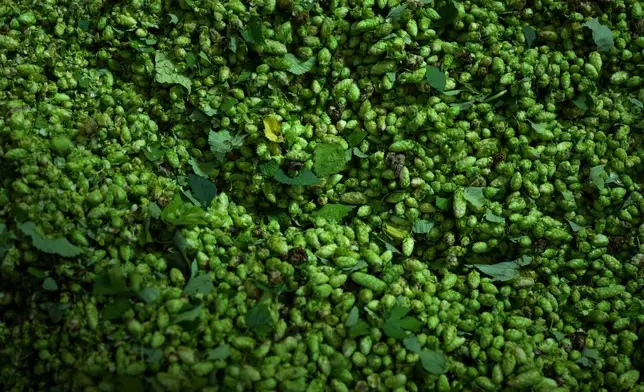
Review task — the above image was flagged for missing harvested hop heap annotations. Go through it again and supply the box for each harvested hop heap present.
[1,0,644,391]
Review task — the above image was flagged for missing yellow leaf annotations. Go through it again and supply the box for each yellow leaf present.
[263,116,283,143]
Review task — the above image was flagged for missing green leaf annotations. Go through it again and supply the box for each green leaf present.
[228,36,238,53]
[260,160,280,177]
[403,335,421,353]
[42,277,58,291]
[187,174,218,209]
[194,50,212,67]
[383,306,421,339]
[188,158,217,178]
[27,266,46,279]
[386,305,410,320]
[385,72,396,83]
[348,321,371,338]
[246,303,274,336]
[436,196,451,211]
[283,54,315,75]
[311,204,355,222]
[426,66,446,92]
[190,260,198,279]
[206,344,231,360]
[413,220,435,234]
[103,298,132,321]
[235,71,252,84]
[398,317,423,332]
[274,168,319,186]
[436,0,458,27]
[529,121,549,134]
[386,5,408,23]
[173,231,191,265]
[168,13,179,24]
[92,268,129,296]
[442,89,461,96]
[576,348,601,367]
[605,172,621,186]
[383,320,407,339]
[314,142,347,176]
[420,350,447,374]
[183,274,214,296]
[464,187,486,208]
[251,280,290,294]
[173,305,203,324]
[628,97,643,111]
[209,129,246,162]
[155,52,192,94]
[583,18,614,52]
[78,20,89,31]
[551,330,566,341]
[138,288,161,304]
[46,302,69,323]
[467,255,533,282]
[141,348,163,365]
[160,195,208,226]
[296,0,316,10]
[346,306,360,327]
[590,164,606,190]
[522,26,536,48]
[353,148,369,158]
[576,356,592,367]
[341,260,368,273]
[220,98,238,112]
[567,219,583,233]
[347,131,367,147]
[18,221,83,258]
[182,188,204,207]
[562,190,574,201]
[375,235,401,254]
[623,299,644,317]
[485,209,505,223]
[0,224,11,260]
[143,146,165,162]
[242,17,265,45]
[572,96,588,111]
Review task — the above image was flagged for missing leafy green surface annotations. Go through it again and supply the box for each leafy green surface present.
[314,143,347,176]
[103,299,131,321]
[420,350,447,374]
[522,26,536,48]
[485,210,505,223]
[18,221,83,257]
[206,344,231,360]
[155,52,192,93]
[274,168,319,185]
[246,303,274,336]
[209,130,246,161]
[187,174,218,208]
[413,220,435,234]
[583,18,614,52]
[387,5,407,22]
[284,54,315,75]
[173,305,203,324]
[464,187,486,208]
[426,66,446,92]
[382,306,423,339]
[311,204,355,222]
[183,273,214,296]
[138,288,161,304]
[161,195,208,226]
[467,256,533,282]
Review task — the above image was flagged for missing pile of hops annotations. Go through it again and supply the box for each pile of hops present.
[1,0,643,391]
